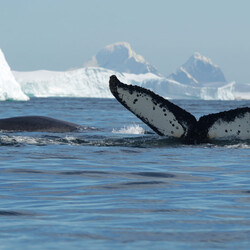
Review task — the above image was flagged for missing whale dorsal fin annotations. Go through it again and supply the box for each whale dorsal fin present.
[109,75,197,138]
[198,107,250,140]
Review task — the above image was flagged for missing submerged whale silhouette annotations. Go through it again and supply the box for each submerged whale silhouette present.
[0,116,81,132]
[109,75,250,144]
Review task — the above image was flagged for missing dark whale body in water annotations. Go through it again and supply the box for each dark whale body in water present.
[109,75,250,144]
[0,116,81,132]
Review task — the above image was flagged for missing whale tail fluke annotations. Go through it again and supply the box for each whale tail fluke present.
[198,107,250,141]
[109,75,197,139]
[109,75,250,143]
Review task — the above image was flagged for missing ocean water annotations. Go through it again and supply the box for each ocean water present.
[0,98,249,249]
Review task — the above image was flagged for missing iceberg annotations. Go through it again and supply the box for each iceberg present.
[84,42,161,76]
[140,78,235,100]
[14,67,129,98]
[168,52,226,84]
[13,67,236,100]
[0,49,29,101]
[9,42,249,101]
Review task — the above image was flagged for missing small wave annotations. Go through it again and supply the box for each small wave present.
[112,124,145,135]
[0,134,80,146]
[211,139,250,148]
[225,143,250,149]
[1,133,249,148]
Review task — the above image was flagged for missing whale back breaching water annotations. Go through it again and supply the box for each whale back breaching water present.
[0,116,81,132]
[109,75,250,144]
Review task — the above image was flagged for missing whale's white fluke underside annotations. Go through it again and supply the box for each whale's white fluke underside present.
[109,75,250,143]
[198,108,250,140]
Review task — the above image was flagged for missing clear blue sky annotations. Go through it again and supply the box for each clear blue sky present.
[1,0,250,83]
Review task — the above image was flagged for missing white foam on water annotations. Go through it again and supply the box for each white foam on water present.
[225,143,250,149]
[112,124,145,135]
[0,135,41,145]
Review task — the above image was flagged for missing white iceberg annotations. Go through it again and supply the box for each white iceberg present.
[14,67,129,98]
[13,67,236,100]
[139,78,235,100]
[0,49,29,101]
[168,52,226,85]
[10,42,249,101]
[84,42,160,75]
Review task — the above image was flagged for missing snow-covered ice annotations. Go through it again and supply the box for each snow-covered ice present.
[84,42,160,75]
[13,68,163,98]
[169,52,226,84]
[13,67,238,100]
[0,49,29,101]
[140,78,236,100]
[14,67,128,98]
[2,42,249,101]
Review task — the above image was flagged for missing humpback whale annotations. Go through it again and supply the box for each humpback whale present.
[0,116,81,132]
[109,75,250,144]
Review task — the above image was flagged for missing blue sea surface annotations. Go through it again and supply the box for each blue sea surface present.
[0,98,249,249]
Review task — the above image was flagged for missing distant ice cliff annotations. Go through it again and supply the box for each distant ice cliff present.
[168,52,226,84]
[84,42,161,76]
[0,49,29,101]
[0,42,248,101]
[13,67,237,100]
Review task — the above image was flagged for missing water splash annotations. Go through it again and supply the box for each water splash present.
[112,124,145,135]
